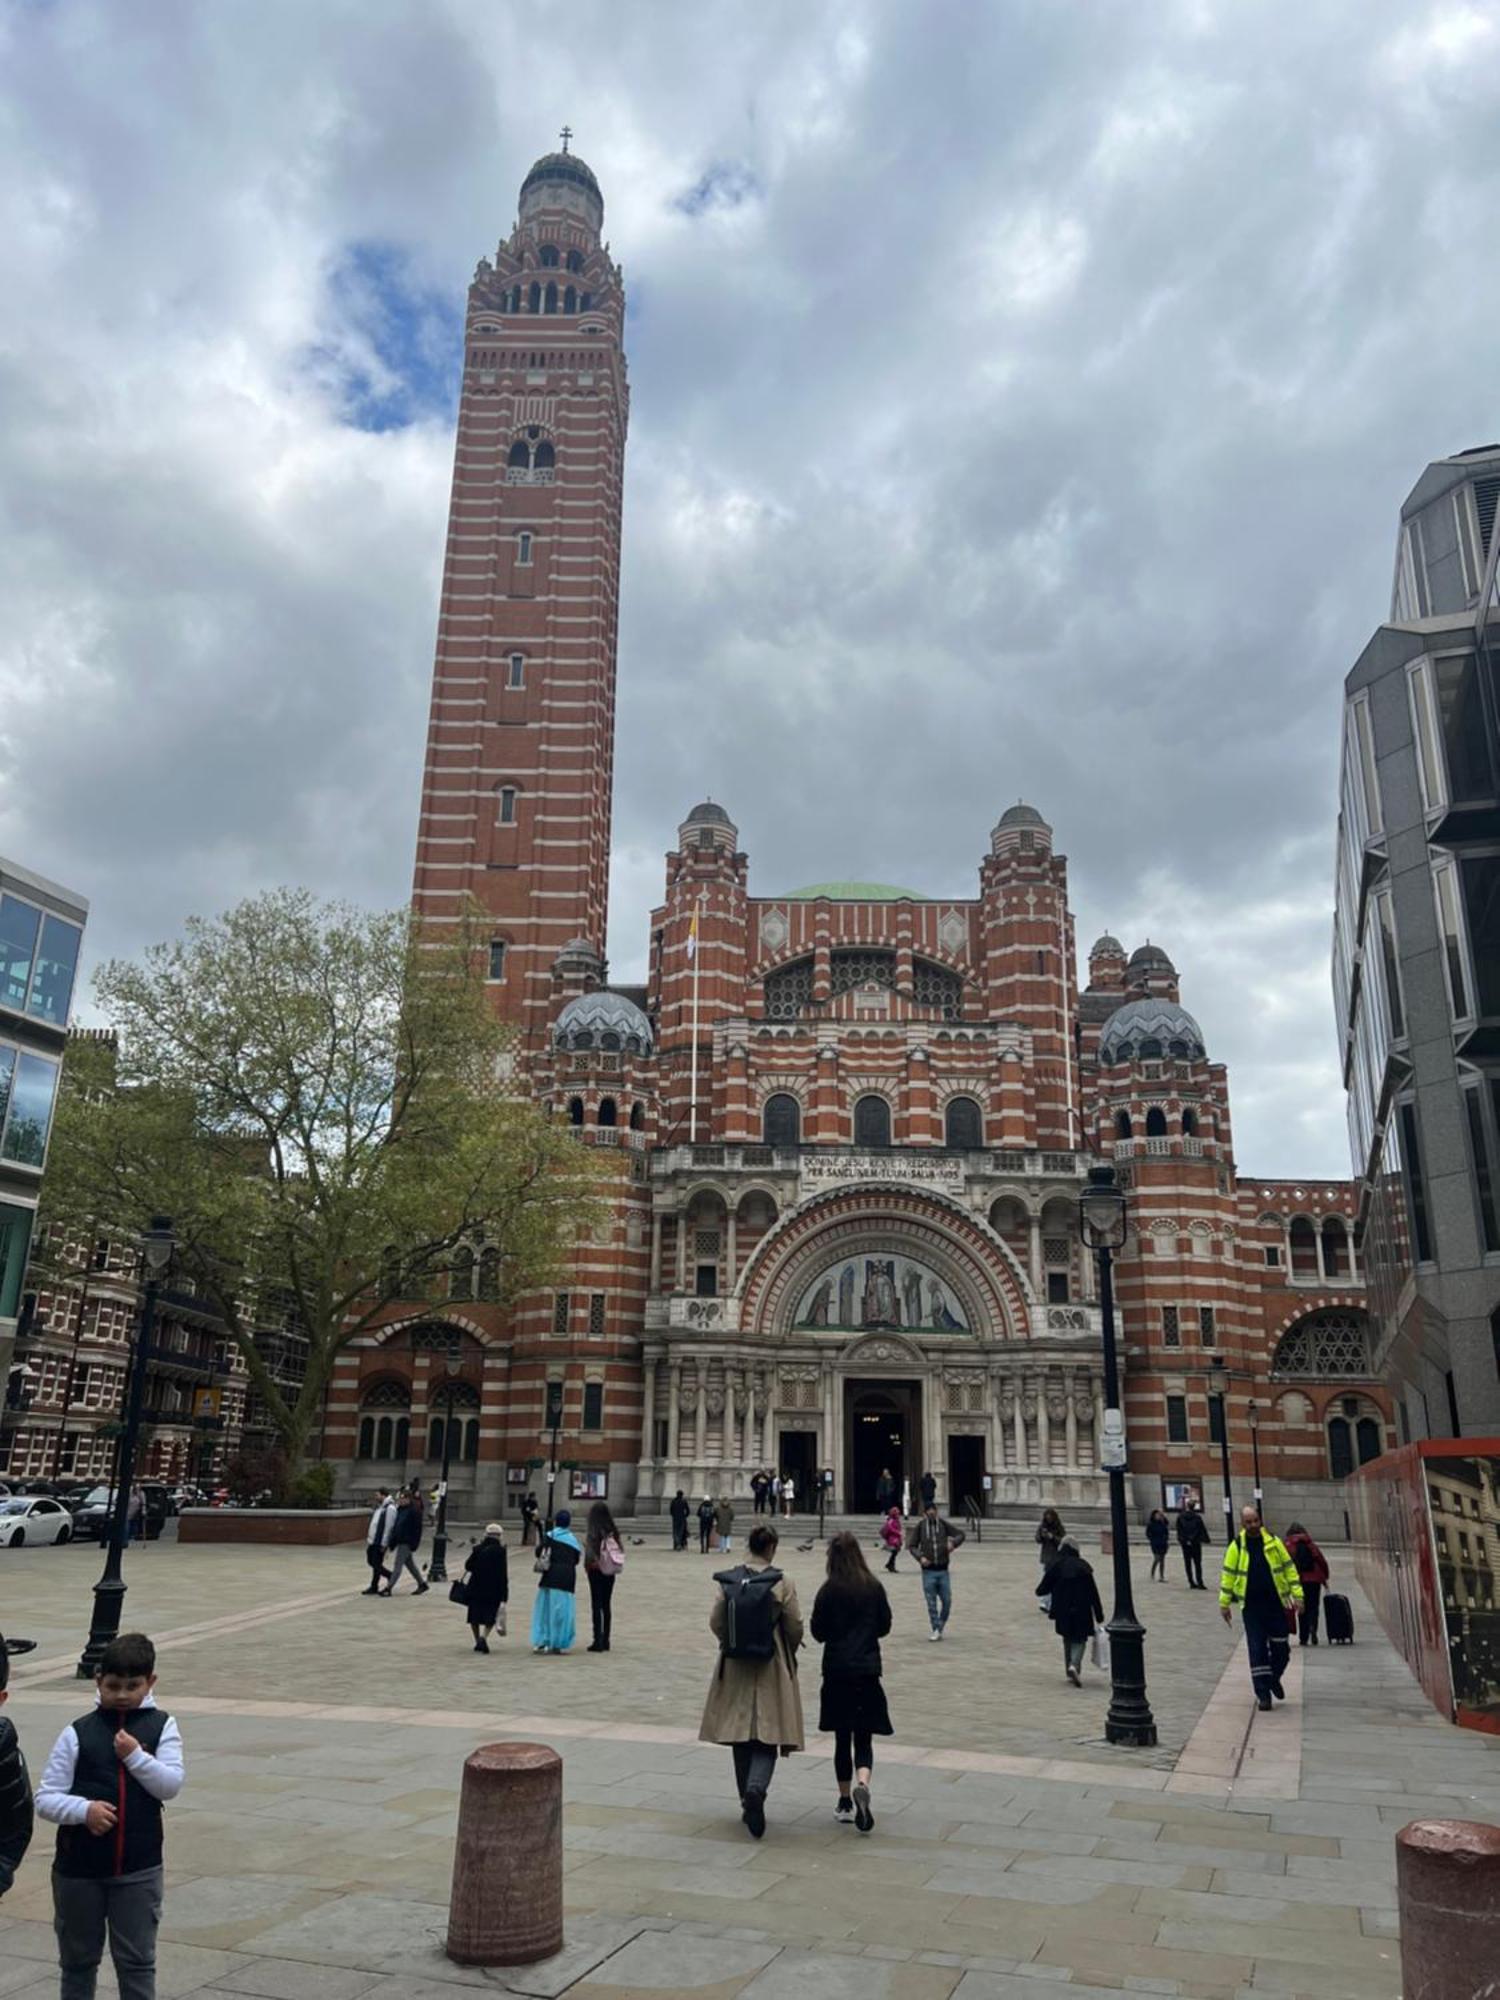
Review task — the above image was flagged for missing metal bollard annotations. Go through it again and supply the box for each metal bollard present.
[1396,1818,1500,2000]
[446,1741,563,1966]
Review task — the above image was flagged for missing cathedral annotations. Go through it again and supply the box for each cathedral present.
[323,145,1391,1535]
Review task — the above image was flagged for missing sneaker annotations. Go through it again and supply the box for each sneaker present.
[929,1629,942,1642]
[1257,1694,1273,1711]
[852,1782,873,1833]
[835,1796,854,1823]
[1066,1665,1081,1687]
[415,1583,430,1595]
[1270,1678,1285,1701]
[742,1786,767,1839]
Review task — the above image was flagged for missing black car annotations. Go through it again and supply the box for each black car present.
[70,1483,170,1543]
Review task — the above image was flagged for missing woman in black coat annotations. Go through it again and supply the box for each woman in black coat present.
[810,1531,893,1833]
[463,1523,509,1654]
[1036,1538,1105,1686]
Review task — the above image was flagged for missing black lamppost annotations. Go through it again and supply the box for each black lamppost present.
[1078,1164,1157,1748]
[425,1330,461,1585]
[1248,1399,1263,1510]
[545,1387,564,1530]
[77,1217,175,1678]
[1207,1362,1235,1537]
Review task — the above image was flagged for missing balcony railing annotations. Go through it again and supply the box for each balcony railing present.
[650,1144,1082,1179]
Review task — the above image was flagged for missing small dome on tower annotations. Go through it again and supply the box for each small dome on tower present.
[1090,934,1125,957]
[518,141,604,231]
[1128,942,1177,977]
[554,989,653,1055]
[990,800,1053,858]
[1098,997,1207,1065]
[520,150,602,201]
[685,800,732,827]
[999,802,1048,828]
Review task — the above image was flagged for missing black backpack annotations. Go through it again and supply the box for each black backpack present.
[715,1564,784,1662]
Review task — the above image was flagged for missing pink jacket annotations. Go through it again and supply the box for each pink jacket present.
[879,1511,904,1550]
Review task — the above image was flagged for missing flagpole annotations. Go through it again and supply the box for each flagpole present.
[688,897,702,1143]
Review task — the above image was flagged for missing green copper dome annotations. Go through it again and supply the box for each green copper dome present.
[781,882,928,901]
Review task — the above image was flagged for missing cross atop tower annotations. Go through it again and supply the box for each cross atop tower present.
[559,124,572,153]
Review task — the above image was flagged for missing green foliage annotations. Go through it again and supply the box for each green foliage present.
[290,1462,336,1511]
[45,890,609,1464]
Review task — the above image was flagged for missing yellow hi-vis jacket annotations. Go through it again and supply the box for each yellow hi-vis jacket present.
[1218,1531,1303,1611]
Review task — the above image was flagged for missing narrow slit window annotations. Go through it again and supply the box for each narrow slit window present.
[517,531,533,564]
[497,786,517,826]
[487,941,506,982]
[508,653,525,689]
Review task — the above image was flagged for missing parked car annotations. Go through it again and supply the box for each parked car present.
[70,1483,169,1542]
[0,1495,74,1547]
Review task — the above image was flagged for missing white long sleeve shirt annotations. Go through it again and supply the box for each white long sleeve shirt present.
[35,1694,185,1826]
[367,1499,395,1547]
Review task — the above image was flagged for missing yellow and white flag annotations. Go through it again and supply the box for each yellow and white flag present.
[686,908,699,962]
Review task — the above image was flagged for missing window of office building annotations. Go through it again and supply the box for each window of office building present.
[1435,862,1471,1019]
[0,1045,60,1168]
[0,1200,32,1319]
[1375,890,1405,1040]
[0,894,82,1027]
[1460,856,1500,1015]
[1434,652,1496,802]
[1398,1098,1435,1263]
[1465,1086,1500,1254]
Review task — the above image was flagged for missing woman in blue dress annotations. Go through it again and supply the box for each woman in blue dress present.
[530,1508,582,1653]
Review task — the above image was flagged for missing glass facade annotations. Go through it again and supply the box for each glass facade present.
[0,891,82,1027]
[0,1199,32,1319]
[0,1042,60,1169]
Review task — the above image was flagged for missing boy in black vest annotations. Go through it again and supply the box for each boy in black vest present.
[0,1628,35,1898]
[37,1631,185,2000]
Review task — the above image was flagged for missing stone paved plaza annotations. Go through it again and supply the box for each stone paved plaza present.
[2,1528,1499,1998]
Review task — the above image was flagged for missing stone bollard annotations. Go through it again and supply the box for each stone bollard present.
[447,1741,563,1966]
[1396,1818,1500,2000]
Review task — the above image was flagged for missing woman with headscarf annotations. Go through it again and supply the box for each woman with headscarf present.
[462,1522,509,1654]
[531,1508,582,1654]
[1036,1536,1105,1686]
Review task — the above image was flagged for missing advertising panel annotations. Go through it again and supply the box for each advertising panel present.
[1349,1440,1500,1733]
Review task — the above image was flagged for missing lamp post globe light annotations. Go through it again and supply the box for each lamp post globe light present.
[1077,1164,1157,1748]
[77,1216,175,1679]
[1207,1361,1235,1530]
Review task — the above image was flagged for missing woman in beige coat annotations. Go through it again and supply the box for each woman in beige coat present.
[699,1522,805,1837]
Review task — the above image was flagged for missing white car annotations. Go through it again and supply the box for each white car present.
[0,1496,73,1547]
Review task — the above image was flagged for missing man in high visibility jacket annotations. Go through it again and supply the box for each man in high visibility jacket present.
[1219,1506,1303,1712]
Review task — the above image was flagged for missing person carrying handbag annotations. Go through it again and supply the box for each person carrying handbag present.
[1036,1537,1104,1686]
[584,1501,626,1653]
[531,1510,582,1654]
[458,1523,509,1654]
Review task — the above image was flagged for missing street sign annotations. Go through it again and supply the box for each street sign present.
[1100,1408,1128,1471]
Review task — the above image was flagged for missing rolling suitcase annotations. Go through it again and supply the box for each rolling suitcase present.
[1324,1592,1354,1644]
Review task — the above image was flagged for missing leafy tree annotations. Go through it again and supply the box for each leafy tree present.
[45,890,607,1467]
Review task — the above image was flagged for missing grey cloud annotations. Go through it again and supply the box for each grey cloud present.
[3,0,1498,1180]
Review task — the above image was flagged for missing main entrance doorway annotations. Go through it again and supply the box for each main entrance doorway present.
[948,1434,986,1514]
[845,1379,922,1512]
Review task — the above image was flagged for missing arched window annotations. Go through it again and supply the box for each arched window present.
[764,957,814,1019]
[539,244,560,267]
[1357,1416,1382,1464]
[1182,1108,1198,1136]
[1289,1217,1319,1279]
[944,1097,983,1149]
[597,1097,617,1127]
[1328,1416,1354,1479]
[357,1417,375,1458]
[830,949,896,996]
[508,439,530,467]
[566,249,584,272]
[478,1248,500,1300]
[544,281,558,313]
[599,1030,621,1051]
[1116,1110,1133,1138]
[517,531,533,564]
[854,1095,892,1148]
[534,440,555,470]
[568,1097,584,1126]
[528,281,540,313]
[913,959,963,1017]
[629,1100,645,1131]
[1140,1038,1163,1059]
[497,785,517,825]
[563,286,576,313]
[1145,1107,1168,1137]
[580,292,593,311]
[376,1415,393,1459]
[1322,1217,1350,1278]
[763,1094,801,1147]
[1272,1311,1375,1377]
[448,1247,474,1301]
[464,1418,480,1462]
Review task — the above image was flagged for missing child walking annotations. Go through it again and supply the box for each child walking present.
[37,1631,185,2000]
[0,1628,34,1899]
[878,1505,903,1573]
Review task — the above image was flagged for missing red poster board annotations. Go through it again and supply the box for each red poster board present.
[1348,1440,1500,1734]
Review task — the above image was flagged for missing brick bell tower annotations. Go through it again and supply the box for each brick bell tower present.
[411,137,629,1045]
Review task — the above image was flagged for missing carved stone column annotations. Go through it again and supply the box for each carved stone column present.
[641,1357,658,1460]
[759,1372,774,1463]
[667,1360,682,1462]
[675,1215,687,1291]
[1020,1383,1037,1472]
[742,1371,756,1465]
[1063,1366,1079,1469]
[650,1214,663,1293]
[1035,1371,1051,1469]
[694,1365,708,1462]
[1029,1214,1044,1298]
[1010,1380,1026,1470]
[726,1210,738,1292]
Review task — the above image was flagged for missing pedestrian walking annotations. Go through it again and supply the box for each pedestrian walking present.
[37,1631,185,2000]
[715,1493,735,1554]
[699,1523,804,1839]
[1219,1507,1302,1711]
[520,1491,540,1548]
[127,1484,146,1546]
[770,1472,783,1515]
[782,1472,797,1518]
[531,1509,583,1654]
[584,1501,625,1652]
[874,1468,895,1516]
[878,1504,904,1573]
[919,1469,937,1511]
[0,1630,34,1900]
[907,1502,966,1640]
[461,1523,509,1653]
[1037,1537,1105,1685]
[1145,1508,1170,1582]
[811,1533,892,1832]
[381,1485,428,1595]
[697,1495,715,1553]
[362,1488,395,1595]
[1035,1507,1065,1570]
[1283,1522,1330,1646]
[1175,1500,1210,1589]
[669,1489,690,1551]
[751,1471,767,1516]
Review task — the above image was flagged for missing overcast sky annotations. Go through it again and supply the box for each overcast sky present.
[2,0,1496,1181]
